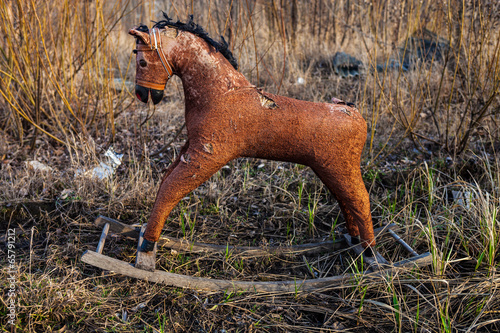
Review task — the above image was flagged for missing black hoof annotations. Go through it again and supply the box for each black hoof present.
[141,239,156,252]
[364,246,375,257]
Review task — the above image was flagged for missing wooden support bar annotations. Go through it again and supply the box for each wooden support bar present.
[94,215,140,239]
[96,223,110,254]
[135,225,157,272]
[388,229,419,257]
[93,216,399,257]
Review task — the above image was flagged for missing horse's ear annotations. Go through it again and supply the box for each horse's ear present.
[129,28,151,45]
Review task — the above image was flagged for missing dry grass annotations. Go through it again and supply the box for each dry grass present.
[1,142,499,332]
[1,0,500,332]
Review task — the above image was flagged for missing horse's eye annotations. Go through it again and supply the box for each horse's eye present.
[139,59,147,67]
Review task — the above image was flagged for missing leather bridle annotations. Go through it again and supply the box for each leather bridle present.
[133,28,174,90]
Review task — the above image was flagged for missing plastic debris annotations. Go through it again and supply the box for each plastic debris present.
[26,160,53,172]
[296,77,305,84]
[77,147,123,180]
[91,148,123,179]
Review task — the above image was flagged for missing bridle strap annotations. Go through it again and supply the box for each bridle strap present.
[136,79,166,91]
[133,28,174,80]
[150,28,174,78]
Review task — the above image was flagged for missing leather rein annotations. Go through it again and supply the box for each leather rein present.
[134,28,174,90]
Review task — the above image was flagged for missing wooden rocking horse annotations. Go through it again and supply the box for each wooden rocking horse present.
[81,14,431,292]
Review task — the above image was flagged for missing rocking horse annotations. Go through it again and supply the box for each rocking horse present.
[82,14,430,292]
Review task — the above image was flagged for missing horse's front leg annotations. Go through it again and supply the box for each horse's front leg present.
[141,143,231,250]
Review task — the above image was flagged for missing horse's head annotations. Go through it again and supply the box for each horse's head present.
[129,25,178,104]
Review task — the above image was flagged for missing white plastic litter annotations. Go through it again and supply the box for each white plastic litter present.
[26,160,53,172]
[297,77,305,84]
[77,147,123,180]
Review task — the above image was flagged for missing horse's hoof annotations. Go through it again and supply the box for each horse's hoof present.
[141,239,156,252]
[364,246,375,257]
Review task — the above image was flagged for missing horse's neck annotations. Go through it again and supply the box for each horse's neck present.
[173,33,249,109]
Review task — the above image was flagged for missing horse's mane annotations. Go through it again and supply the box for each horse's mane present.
[152,13,238,70]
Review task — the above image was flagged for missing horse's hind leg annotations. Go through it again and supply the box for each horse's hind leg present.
[313,166,375,247]
[337,200,360,239]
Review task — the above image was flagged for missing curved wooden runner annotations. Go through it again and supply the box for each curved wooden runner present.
[81,250,432,293]
[84,216,432,292]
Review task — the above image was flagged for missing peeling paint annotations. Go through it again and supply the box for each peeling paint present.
[161,28,178,38]
[259,94,277,109]
[339,108,352,116]
[181,153,191,164]
[328,104,351,116]
[203,143,214,154]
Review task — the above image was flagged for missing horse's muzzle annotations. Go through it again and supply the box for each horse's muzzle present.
[135,85,164,105]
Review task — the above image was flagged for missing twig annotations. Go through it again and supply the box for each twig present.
[150,123,186,158]
[276,2,286,95]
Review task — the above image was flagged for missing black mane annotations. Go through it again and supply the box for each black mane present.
[152,13,238,70]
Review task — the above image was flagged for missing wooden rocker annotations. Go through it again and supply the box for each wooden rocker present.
[81,216,431,292]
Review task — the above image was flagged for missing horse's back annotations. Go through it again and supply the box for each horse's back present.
[207,89,367,166]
